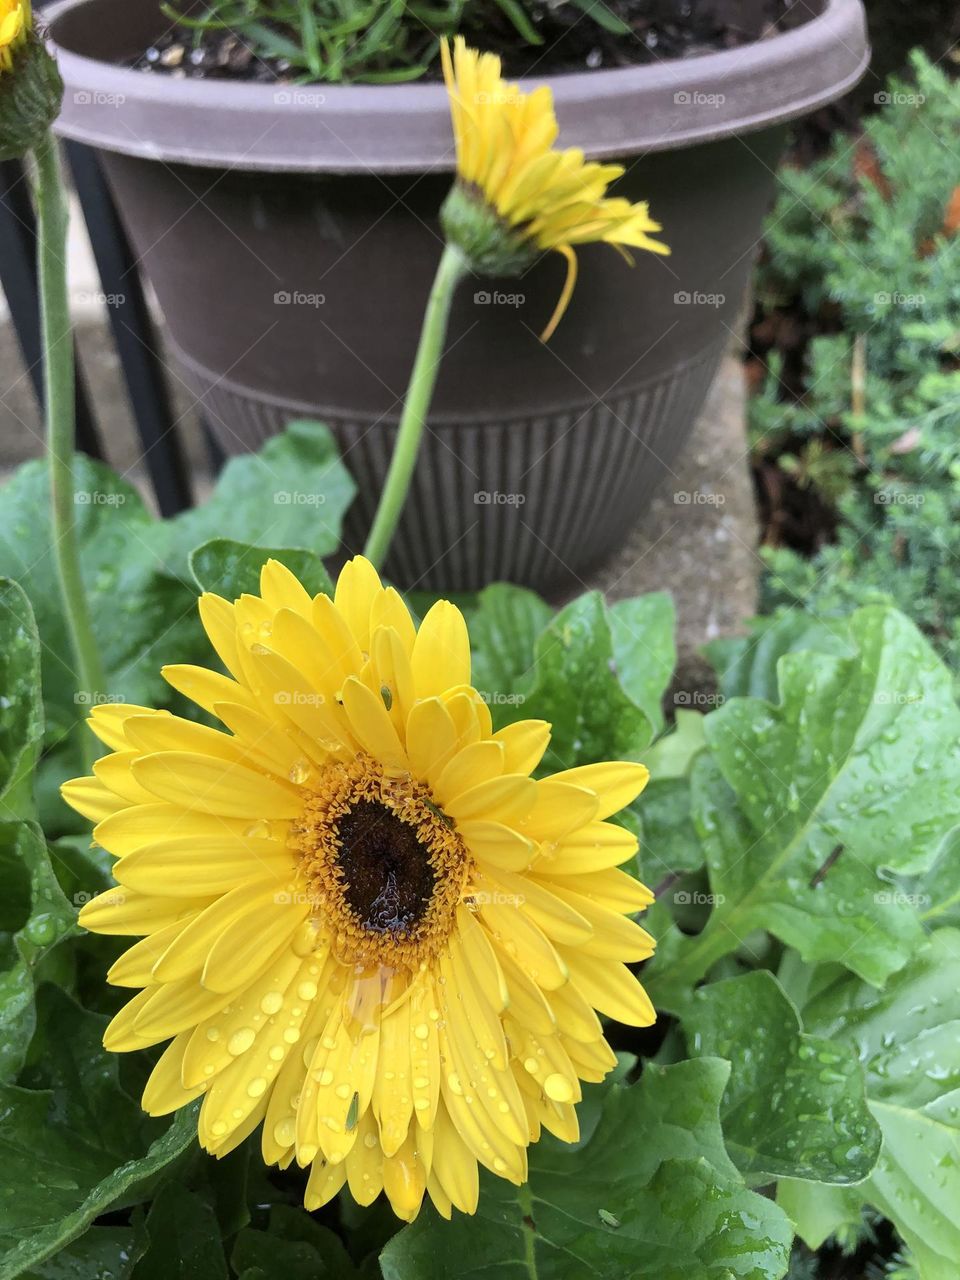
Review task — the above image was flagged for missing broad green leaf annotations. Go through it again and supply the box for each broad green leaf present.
[683,971,881,1184]
[0,580,43,819]
[0,824,75,1083]
[780,929,960,1278]
[639,777,704,880]
[0,987,198,1279]
[0,424,354,748]
[643,709,706,780]
[129,1185,227,1280]
[21,1227,141,1280]
[380,1059,792,1280]
[468,584,552,725]
[707,610,855,703]
[608,593,676,738]
[189,539,334,601]
[647,607,960,1003]
[158,421,354,568]
[504,593,659,770]
[913,829,960,929]
[231,1205,363,1279]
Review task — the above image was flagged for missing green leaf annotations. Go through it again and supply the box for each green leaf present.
[643,709,706,781]
[0,424,353,746]
[21,1227,142,1280]
[0,824,75,1083]
[129,1185,227,1280]
[0,987,198,1279]
[158,421,354,569]
[468,584,552,725]
[0,580,43,819]
[189,539,334,601]
[608,594,676,739]
[639,777,704,880]
[231,1205,363,1279]
[707,610,854,703]
[647,607,960,1004]
[683,971,881,1184]
[380,1059,792,1280]
[507,593,660,770]
[779,929,960,1278]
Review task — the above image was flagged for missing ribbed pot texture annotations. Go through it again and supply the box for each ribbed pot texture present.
[48,0,869,592]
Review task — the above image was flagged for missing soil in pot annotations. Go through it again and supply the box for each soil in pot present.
[132,0,818,82]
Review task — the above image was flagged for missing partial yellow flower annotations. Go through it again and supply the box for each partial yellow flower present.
[440,36,670,340]
[0,0,28,72]
[63,557,656,1222]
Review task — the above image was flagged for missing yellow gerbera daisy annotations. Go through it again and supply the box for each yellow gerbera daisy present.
[63,557,656,1221]
[0,0,27,71]
[440,36,670,340]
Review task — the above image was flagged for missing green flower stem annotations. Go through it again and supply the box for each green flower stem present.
[33,131,105,766]
[363,241,468,570]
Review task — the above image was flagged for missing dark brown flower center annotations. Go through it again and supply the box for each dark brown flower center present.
[334,800,436,936]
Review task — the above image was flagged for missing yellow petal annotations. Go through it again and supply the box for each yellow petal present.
[551,761,649,819]
[411,601,471,699]
[491,720,551,776]
[132,752,301,818]
[561,950,656,1026]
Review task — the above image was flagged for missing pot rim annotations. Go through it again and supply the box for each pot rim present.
[46,0,869,172]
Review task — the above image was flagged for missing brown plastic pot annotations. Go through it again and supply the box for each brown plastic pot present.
[48,0,868,593]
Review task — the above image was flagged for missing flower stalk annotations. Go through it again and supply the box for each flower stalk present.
[363,240,468,569]
[33,129,105,763]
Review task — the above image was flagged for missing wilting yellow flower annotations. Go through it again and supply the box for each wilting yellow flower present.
[64,557,655,1221]
[0,0,28,71]
[440,36,669,340]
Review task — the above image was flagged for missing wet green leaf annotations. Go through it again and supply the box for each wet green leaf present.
[0,988,197,1280]
[128,1185,227,1280]
[779,929,960,1279]
[467,584,552,726]
[0,824,76,1083]
[0,580,43,820]
[503,593,665,770]
[231,1204,364,1279]
[683,970,880,1184]
[381,1059,792,1280]
[647,607,960,1005]
[189,539,335,601]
